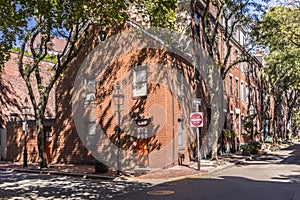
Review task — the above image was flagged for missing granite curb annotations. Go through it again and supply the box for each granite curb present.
[0,166,116,180]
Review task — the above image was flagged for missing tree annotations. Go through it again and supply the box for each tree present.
[191,0,271,159]
[0,0,177,168]
[252,5,300,141]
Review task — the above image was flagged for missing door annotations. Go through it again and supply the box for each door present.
[136,139,149,167]
[45,126,53,163]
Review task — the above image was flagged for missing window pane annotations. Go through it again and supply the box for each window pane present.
[230,76,233,95]
[133,66,147,97]
[178,120,184,147]
[177,70,184,98]
[85,78,96,102]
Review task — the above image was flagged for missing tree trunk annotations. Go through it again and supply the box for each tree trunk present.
[36,116,47,168]
[202,62,224,160]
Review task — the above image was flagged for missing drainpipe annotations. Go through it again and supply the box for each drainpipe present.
[171,57,176,165]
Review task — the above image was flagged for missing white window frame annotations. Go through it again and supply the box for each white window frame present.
[241,81,244,101]
[178,118,184,147]
[177,70,184,99]
[235,78,239,98]
[84,77,96,103]
[85,121,96,150]
[133,65,148,97]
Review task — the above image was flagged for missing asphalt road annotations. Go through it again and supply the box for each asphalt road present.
[113,143,300,200]
[0,171,150,199]
[1,144,300,200]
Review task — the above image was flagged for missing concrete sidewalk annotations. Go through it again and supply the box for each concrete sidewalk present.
[0,152,256,183]
[0,142,294,184]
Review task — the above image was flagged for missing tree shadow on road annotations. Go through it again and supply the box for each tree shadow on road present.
[0,171,151,199]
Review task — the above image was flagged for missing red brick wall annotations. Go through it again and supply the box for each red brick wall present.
[6,120,54,163]
[53,27,210,167]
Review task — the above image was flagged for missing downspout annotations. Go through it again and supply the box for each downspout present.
[171,56,176,165]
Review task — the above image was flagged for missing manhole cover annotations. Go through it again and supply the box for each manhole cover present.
[147,190,175,195]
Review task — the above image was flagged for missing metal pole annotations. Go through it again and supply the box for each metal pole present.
[196,127,200,170]
[171,58,175,164]
[117,88,121,175]
[23,115,28,168]
[252,117,254,141]
[195,101,201,171]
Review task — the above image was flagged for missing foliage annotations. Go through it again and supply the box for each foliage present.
[223,129,237,139]
[192,0,271,79]
[241,129,249,136]
[264,137,273,143]
[192,0,271,160]
[252,5,300,133]
[11,47,57,62]
[0,0,177,168]
[240,141,260,155]
[243,119,253,130]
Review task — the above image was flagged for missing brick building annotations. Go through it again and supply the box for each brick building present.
[1,2,281,169]
[52,2,274,169]
[53,24,212,168]
[0,52,56,162]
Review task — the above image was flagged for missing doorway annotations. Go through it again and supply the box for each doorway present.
[45,126,53,163]
[136,139,149,167]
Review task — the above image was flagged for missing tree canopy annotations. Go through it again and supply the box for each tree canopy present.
[252,4,300,133]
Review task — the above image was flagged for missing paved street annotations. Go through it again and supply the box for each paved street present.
[1,144,300,200]
[112,143,300,200]
[0,171,150,199]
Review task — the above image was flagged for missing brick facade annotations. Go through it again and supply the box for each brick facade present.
[53,28,210,167]
[0,52,56,162]
[5,120,54,162]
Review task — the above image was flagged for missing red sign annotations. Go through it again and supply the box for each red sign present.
[190,112,203,127]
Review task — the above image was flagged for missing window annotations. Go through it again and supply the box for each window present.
[45,126,52,142]
[235,49,239,61]
[133,66,148,97]
[86,121,96,150]
[233,25,238,40]
[249,63,254,76]
[230,113,234,130]
[246,85,249,102]
[84,77,96,103]
[177,70,184,99]
[229,76,233,96]
[194,12,200,38]
[235,79,239,98]
[223,40,226,58]
[178,119,184,147]
[240,32,245,46]
[240,62,247,73]
[241,82,244,100]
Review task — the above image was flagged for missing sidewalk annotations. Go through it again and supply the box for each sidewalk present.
[0,152,257,183]
[0,161,117,180]
[7,140,300,184]
[1,142,295,184]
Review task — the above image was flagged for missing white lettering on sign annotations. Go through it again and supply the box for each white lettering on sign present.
[190,112,204,127]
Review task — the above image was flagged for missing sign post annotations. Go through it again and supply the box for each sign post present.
[190,112,203,170]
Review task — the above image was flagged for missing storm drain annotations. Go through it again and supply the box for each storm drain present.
[147,190,175,196]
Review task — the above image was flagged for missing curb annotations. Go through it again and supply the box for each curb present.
[0,150,271,183]
[0,167,115,180]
